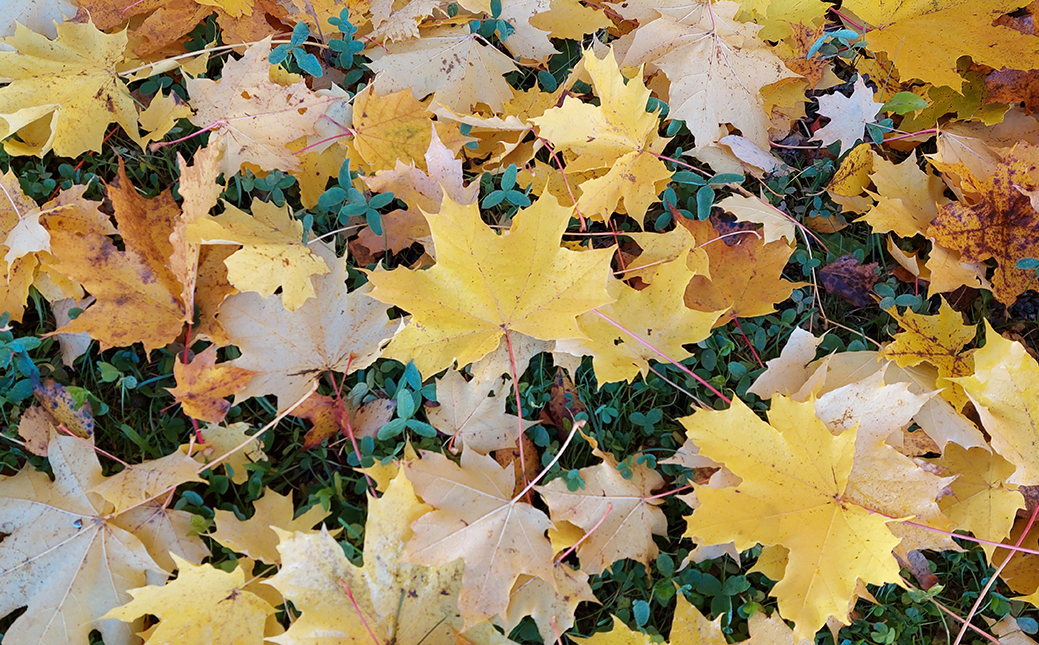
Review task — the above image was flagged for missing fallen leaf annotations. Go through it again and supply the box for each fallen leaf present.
[367,193,614,378]
[928,143,1039,304]
[220,241,396,412]
[267,470,515,645]
[427,370,535,453]
[167,346,257,423]
[368,26,519,114]
[533,47,672,223]
[187,199,331,311]
[818,254,878,308]
[0,435,172,645]
[185,38,331,175]
[42,162,189,351]
[680,396,903,638]
[811,78,882,155]
[211,488,332,564]
[538,439,668,574]
[955,321,1039,486]
[879,298,976,410]
[105,556,276,645]
[680,215,806,324]
[621,3,800,152]
[0,20,142,157]
[403,447,555,626]
[190,421,269,484]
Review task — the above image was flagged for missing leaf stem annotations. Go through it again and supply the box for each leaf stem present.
[590,309,732,404]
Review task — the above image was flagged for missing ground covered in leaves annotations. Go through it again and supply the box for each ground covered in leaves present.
[2,1,1039,645]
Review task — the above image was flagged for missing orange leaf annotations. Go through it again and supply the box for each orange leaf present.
[168,346,257,424]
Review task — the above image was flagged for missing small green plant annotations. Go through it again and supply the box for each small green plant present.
[270,22,323,77]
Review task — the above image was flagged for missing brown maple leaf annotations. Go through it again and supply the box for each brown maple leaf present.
[168,346,257,424]
[929,143,1039,304]
[42,161,190,351]
[680,215,807,325]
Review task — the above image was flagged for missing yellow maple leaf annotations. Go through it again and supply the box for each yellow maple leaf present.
[928,143,1039,304]
[955,321,1039,486]
[368,26,518,114]
[42,162,190,351]
[189,421,269,485]
[211,488,331,564]
[427,370,535,453]
[533,47,672,223]
[879,298,976,410]
[187,199,330,311]
[0,434,209,644]
[0,20,142,157]
[268,470,514,645]
[367,193,614,377]
[621,3,800,153]
[560,256,723,384]
[537,438,668,573]
[105,556,276,645]
[167,345,257,424]
[844,0,1039,90]
[859,152,947,238]
[933,443,1024,560]
[680,396,902,638]
[0,173,108,322]
[403,447,556,626]
[813,371,957,555]
[219,241,396,412]
[497,564,596,645]
[185,38,332,175]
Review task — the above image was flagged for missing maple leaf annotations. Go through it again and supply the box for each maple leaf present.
[843,0,1039,90]
[538,438,668,574]
[621,3,800,153]
[403,447,556,626]
[533,47,672,222]
[859,152,947,238]
[0,435,198,645]
[350,86,469,173]
[879,299,976,410]
[358,123,478,254]
[92,450,204,514]
[106,556,276,645]
[187,199,331,311]
[933,443,1025,560]
[368,26,519,114]
[497,564,596,645]
[427,370,535,453]
[211,488,331,564]
[42,162,190,351]
[928,143,1039,304]
[185,38,332,175]
[717,194,797,245]
[167,346,257,423]
[367,193,615,377]
[189,421,269,484]
[813,372,957,555]
[558,256,723,384]
[679,215,806,325]
[681,396,903,638]
[220,241,397,412]
[267,470,516,645]
[0,20,142,157]
[0,0,77,43]
[811,78,882,155]
[955,321,1039,486]
[0,174,107,322]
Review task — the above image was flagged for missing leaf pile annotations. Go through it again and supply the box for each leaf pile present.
[1,1,1039,644]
